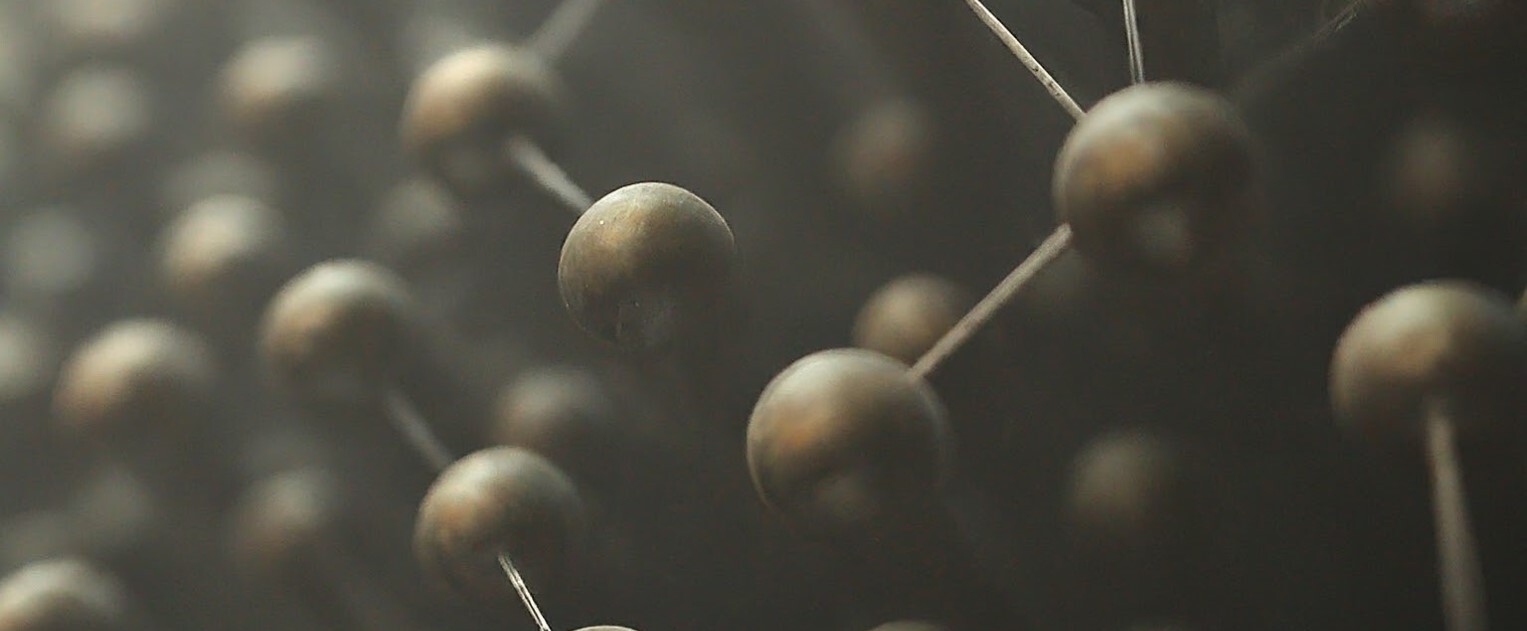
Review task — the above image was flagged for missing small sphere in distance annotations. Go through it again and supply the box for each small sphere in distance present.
[231,468,345,585]
[220,37,338,156]
[0,559,137,631]
[1066,430,1201,554]
[559,182,736,350]
[159,195,291,328]
[491,367,619,483]
[832,98,936,219]
[747,349,951,533]
[0,314,58,413]
[53,320,215,450]
[1331,280,1527,447]
[401,44,566,197]
[259,260,419,408]
[1386,115,1479,230]
[1054,82,1255,272]
[39,65,153,182]
[4,209,102,314]
[367,178,466,274]
[44,0,172,65]
[853,274,973,366]
[415,447,587,610]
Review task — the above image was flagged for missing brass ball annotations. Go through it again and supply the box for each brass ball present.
[367,179,465,273]
[1054,82,1255,272]
[833,98,937,219]
[414,447,587,611]
[1331,280,1527,447]
[852,274,973,366]
[38,65,152,182]
[259,260,419,408]
[747,349,951,533]
[219,37,338,157]
[558,182,735,350]
[158,195,291,329]
[3,209,103,314]
[230,468,345,585]
[401,44,566,197]
[1066,430,1201,554]
[44,0,174,67]
[0,559,137,631]
[52,320,215,451]
[490,367,619,482]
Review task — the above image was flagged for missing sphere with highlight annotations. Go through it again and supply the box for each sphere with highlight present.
[1066,430,1202,554]
[158,195,291,329]
[44,0,172,65]
[231,468,346,585]
[260,260,419,408]
[414,447,587,611]
[833,99,936,218]
[559,182,736,350]
[39,66,153,182]
[1331,280,1527,446]
[1054,82,1255,272]
[53,320,215,451]
[747,349,951,533]
[220,37,338,156]
[0,559,137,631]
[491,368,619,483]
[368,179,465,273]
[402,45,566,196]
[853,274,973,366]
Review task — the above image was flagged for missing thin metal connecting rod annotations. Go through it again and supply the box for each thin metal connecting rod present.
[529,0,606,63]
[1312,0,1368,44]
[1425,403,1488,631]
[909,225,1073,381]
[500,553,554,631]
[507,136,596,214]
[960,0,1086,120]
[384,388,559,631]
[385,390,454,472]
[1122,0,1145,84]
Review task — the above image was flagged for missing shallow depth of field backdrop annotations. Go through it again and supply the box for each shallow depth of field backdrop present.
[0,1,1522,631]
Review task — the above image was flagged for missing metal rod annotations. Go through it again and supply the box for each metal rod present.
[385,389,557,631]
[1123,0,1145,84]
[960,0,1086,120]
[499,552,553,631]
[506,136,595,214]
[909,225,1073,380]
[1425,402,1489,631]
[528,0,606,63]
[384,389,454,473]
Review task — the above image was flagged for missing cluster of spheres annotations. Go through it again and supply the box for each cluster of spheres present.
[0,1,1522,631]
